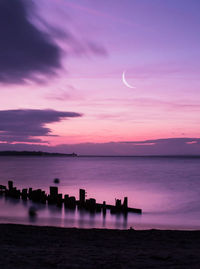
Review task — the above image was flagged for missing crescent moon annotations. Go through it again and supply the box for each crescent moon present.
[122,71,136,89]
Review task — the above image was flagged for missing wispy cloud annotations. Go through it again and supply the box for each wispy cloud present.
[45,85,84,101]
[63,0,152,31]
[121,138,200,145]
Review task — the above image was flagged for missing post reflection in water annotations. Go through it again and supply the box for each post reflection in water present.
[0,194,134,229]
[0,179,142,229]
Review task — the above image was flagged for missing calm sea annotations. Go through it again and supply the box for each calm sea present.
[0,156,200,230]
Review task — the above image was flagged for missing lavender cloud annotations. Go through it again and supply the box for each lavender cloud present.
[121,138,200,145]
[0,109,82,143]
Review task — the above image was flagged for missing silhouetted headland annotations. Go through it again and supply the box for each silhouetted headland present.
[0,181,142,214]
[0,151,77,157]
[1,152,200,158]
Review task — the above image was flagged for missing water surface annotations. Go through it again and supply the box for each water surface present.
[0,156,200,229]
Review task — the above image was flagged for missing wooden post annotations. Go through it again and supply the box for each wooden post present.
[8,180,13,191]
[79,189,86,206]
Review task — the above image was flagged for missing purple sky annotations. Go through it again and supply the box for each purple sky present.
[0,0,200,155]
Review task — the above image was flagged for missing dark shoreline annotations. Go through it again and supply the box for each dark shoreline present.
[1,151,200,158]
[1,223,200,268]
[0,151,77,157]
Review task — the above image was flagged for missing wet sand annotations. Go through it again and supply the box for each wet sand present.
[0,224,200,268]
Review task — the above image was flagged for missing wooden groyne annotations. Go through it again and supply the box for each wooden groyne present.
[0,181,142,214]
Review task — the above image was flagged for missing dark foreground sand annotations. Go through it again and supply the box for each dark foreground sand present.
[0,224,200,269]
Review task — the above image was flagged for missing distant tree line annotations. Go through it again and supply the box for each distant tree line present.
[0,151,77,157]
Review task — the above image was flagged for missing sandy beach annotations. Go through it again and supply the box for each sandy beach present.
[0,224,200,268]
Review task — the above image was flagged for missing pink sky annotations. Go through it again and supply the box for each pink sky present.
[0,0,200,155]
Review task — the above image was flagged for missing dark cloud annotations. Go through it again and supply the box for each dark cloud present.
[0,0,62,84]
[0,109,82,143]
[0,0,107,84]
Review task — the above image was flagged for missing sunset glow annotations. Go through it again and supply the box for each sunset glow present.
[0,0,200,155]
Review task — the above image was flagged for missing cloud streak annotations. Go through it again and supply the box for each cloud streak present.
[0,109,82,143]
[121,138,200,145]
[0,138,200,156]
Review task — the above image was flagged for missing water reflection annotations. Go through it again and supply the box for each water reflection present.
[0,195,130,229]
[1,156,200,229]
[28,208,37,223]
[1,193,200,230]
[5,196,20,205]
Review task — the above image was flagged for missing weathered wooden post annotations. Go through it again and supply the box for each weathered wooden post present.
[28,188,32,199]
[41,191,47,204]
[64,194,69,206]
[0,185,6,194]
[68,196,76,209]
[103,201,106,215]
[22,189,28,200]
[86,198,96,212]
[48,186,58,204]
[8,180,13,191]
[79,189,86,206]
[123,197,128,207]
[50,186,58,197]
[115,199,122,212]
[57,193,63,207]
